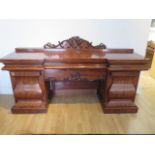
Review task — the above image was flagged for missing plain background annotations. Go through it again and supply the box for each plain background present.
[0,19,151,94]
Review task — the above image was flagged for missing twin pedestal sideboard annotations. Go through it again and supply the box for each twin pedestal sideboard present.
[0,37,149,114]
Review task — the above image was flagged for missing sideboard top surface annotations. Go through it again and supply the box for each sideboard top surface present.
[0,49,147,62]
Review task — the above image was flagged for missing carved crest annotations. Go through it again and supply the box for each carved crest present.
[44,36,106,49]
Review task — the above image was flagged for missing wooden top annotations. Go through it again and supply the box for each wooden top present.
[0,37,149,68]
[0,49,147,62]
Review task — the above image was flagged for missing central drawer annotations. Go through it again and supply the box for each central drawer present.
[44,69,106,81]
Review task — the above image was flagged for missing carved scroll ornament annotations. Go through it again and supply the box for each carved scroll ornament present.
[44,36,106,49]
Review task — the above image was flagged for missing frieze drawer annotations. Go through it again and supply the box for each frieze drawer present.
[44,69,106,81]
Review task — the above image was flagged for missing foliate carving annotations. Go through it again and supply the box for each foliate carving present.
[44,36,106,49]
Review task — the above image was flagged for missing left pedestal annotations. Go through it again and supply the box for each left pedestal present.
[10,71,48,113]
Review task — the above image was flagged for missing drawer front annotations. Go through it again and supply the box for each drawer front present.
[44,69,106,81]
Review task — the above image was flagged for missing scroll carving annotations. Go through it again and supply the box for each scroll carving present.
[44,36,106,49]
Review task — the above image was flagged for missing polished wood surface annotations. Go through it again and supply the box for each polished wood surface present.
[0,71,155,134]
[1,49,146,62]
[0,37,149,114]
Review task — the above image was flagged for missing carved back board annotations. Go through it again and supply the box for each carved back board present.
[43,36,106,49]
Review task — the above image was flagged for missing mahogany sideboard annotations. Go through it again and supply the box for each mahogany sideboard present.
[0,37,149,114]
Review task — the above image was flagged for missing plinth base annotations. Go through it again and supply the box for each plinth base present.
[11,106,48,114]
[103,105,138,113]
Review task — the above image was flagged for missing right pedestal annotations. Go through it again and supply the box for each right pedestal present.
[103,71,140,113]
